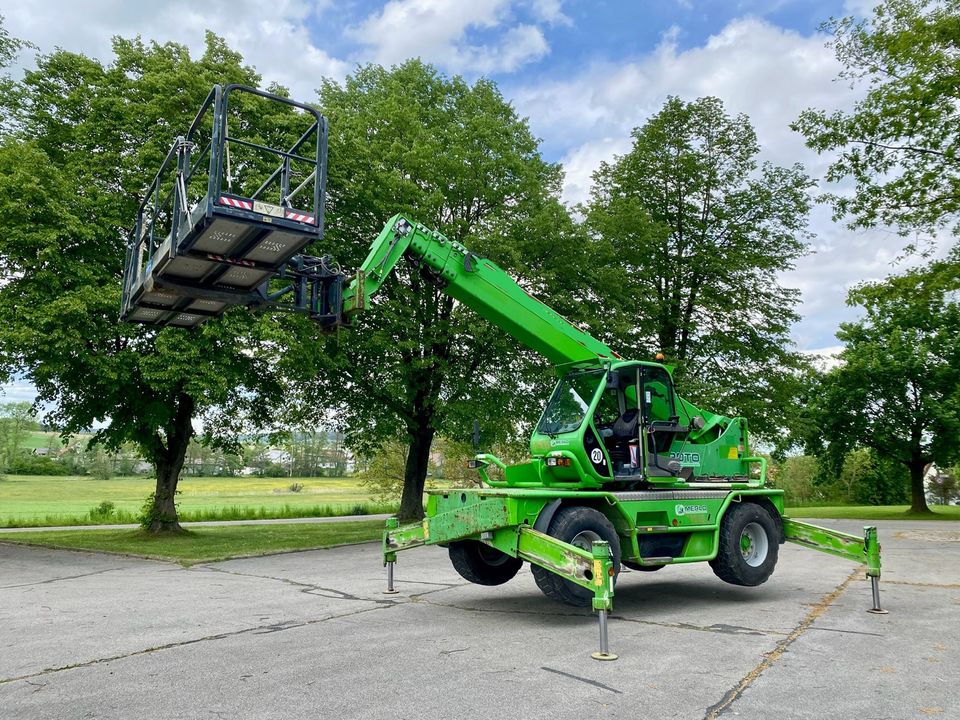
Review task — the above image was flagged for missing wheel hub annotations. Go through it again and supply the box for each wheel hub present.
[740,522,769,567]
[571,529,602,553]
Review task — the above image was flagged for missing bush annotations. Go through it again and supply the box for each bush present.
[288,482,304,493]
[8,455,71,475]
[260,462,288,477]
[88,501,116,522]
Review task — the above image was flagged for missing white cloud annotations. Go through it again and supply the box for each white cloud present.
[527,0,572,26]
[0,378,37,404]
[843,0,880,17]
[560,136,631,208]
[348,0,549,73]
[1,0,349,100]
[511,16,953,350]
[514,18,848,204]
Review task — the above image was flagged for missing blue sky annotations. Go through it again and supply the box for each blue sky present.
[0,0,942,405]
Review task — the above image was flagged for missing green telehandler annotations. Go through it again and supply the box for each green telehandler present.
[121,85,885,661]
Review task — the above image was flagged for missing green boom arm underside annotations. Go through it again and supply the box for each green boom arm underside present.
[341,215,619,367]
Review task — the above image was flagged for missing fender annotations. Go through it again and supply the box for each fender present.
[533,498,564,534]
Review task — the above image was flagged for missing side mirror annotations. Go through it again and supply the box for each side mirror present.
[605,370,620,390]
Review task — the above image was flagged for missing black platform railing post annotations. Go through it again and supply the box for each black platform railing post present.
[149,171,161,265]
[170,137,184,258]
[315,117,328,234]
[210,85,226,204]
[280,157,292,207]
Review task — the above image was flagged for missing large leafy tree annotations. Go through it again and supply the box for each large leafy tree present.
[302,61,589,521]
[0,32,309,531]
[582,96,814,445]
[793,0,960,239]
[807,260,960,513]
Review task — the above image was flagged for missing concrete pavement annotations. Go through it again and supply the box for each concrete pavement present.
[1,519,958,719]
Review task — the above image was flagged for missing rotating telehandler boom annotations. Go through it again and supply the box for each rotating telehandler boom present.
[120,85,887,661]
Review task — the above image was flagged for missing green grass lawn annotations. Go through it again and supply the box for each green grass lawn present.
[0,520,384,564]
[785,504,960,521]
[0,474,386,527]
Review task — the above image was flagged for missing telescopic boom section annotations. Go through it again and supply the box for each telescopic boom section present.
[341,215,619,367]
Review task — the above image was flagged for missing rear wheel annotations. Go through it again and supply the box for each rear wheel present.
[709,502,779,586]
[449,540,523,586]
[532,506,621,607]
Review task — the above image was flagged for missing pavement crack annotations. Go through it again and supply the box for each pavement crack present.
[190,566,398,605]
[541,666,622,694]
[615,616,786,638]
[808,626,884,638]
[400,579,462,588]
[0,603,395,686]
[415,595,589,619]
[882,580,960,589]
[0,567,122,590]
[703,569,859,720]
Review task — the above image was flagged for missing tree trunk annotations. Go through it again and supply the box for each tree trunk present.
[398,424,436,522]
[146,393,195,533]
[908,459,931,514]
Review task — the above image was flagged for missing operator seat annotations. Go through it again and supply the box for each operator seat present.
[613,408,640,440]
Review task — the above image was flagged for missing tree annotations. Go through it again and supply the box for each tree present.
[582,96,814,443]
[927,467,959,505]
[807,260,960,512]
[0,401,36,473]
[772,455,820,504]
[302,61,588,521]
[85,445,115,482]
[360,441,409,504]
[0,15,29,130]
[0,31,312,531]
[793,0,960,239]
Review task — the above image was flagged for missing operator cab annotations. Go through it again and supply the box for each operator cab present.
[596,365,691,480]
[536,363,692,484]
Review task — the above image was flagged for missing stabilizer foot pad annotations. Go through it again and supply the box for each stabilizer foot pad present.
[591,652,618,661]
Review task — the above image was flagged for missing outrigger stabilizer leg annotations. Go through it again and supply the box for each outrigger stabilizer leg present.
[383,517,399,595]
[864,526,887,615]
[382,505,618,660]
[782,519,887,614]
[590,541,617,661]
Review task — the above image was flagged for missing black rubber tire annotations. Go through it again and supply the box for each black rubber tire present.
[449,540,523,586]
[622,560,665,572]
[531,506,622,607]
[709,502,779,587]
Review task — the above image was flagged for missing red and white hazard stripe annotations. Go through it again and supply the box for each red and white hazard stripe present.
[219,196,253,210]
[284,210,315,224]
[219,196,314,224]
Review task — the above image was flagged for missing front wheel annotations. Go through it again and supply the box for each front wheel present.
[709,502,779,587]
[532,506,621,606]
[449,540,523,586]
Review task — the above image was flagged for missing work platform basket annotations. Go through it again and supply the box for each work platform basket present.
[121,84,329,328]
